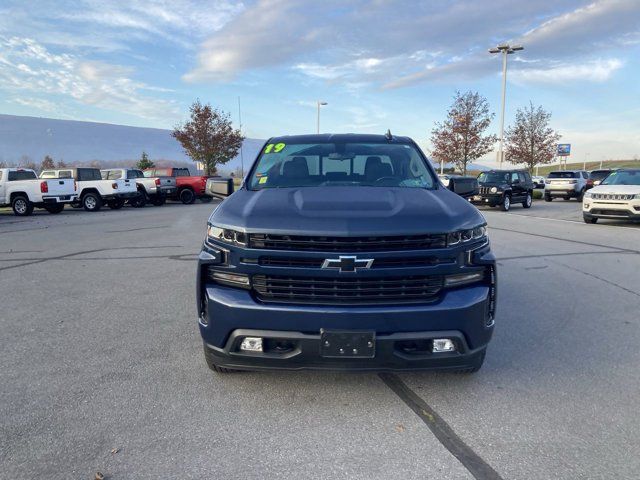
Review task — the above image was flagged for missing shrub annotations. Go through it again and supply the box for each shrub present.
[533,190,543,200]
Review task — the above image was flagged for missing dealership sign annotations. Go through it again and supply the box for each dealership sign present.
[557,144,571,156]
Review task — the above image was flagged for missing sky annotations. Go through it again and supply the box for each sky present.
[0,0,639,166]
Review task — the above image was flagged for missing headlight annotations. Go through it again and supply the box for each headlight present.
[583,192,592,199]
[447,225,487,246]
[207,224,247,246]
[490,186,498,193]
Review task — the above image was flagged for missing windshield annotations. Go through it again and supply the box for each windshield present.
[478,172,509,184]
[248,141,436,189]
[601,170,640,186]
[589,170,611,181]
[548,171,578,179]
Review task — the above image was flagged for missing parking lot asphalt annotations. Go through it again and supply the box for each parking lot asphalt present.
[1,200,639,480]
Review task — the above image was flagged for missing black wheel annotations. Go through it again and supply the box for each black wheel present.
[200,196,213,203]
[500,194,511,212]
[544,193,552,202]
[82,192,102,212]
[130,193,147,208]
[11,195,34,216]
[108,199,124,210]
[583,214,598,224]
[179,188,196,204]
[455,351,485,374]
[151,196,166,206]
[203,345,237,374]
[576,189,585,202]
[522,192,532,209]
[563,196,571,201]
[44,204,65,214]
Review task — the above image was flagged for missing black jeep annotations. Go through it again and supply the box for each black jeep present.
[471,170,534,211]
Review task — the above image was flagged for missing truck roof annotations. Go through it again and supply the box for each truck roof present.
[267,133,415,144]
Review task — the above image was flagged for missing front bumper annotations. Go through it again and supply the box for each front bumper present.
[204,329,487,372]
[583,199,640,220]
[470,193,503,206]
[198,282,494,371]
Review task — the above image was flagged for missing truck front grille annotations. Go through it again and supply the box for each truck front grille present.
[249,233,447,252]
[591,193,634,201]
[252,274,443,305]
[479,186,492,195]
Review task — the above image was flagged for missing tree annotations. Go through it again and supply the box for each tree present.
[137,151,155,170]
[172,100,244,176]
[505,102,561,173]
[430,91,497,175]
[57,159,67,168]
[18,155,37,171]
[41,155,55,171]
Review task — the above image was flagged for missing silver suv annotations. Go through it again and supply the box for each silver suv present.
[544,170,589,202]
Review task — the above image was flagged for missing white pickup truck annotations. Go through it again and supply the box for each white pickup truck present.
[40,167,139,212]
[101,168,176,207]
[0,168,77,216]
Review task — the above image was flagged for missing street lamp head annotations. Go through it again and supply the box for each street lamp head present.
[488,48,500,54]
[318,101,328,106]
[511,45,524,51]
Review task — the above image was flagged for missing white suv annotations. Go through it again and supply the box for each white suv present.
[582,169,640,224]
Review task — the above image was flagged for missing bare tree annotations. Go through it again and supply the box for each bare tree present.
[172,100,244,176]
[505,102,561,173]
[56,159,67,168]
[430,91,497,175]
[18,155,37,171]
[40,155,55,172]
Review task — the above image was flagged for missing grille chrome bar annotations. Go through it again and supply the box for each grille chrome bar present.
[249,233,447,252]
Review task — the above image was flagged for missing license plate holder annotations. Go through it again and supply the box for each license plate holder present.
[320,329,375,358]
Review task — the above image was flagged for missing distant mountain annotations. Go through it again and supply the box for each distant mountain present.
[0,114,264,174]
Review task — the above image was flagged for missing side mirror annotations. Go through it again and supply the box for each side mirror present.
[205,177,234,198]
[448,176,479,198]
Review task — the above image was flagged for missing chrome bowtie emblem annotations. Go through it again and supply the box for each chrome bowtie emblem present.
[321,255,374,273]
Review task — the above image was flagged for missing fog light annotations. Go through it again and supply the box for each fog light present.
[432,338,456,353]
[240,337,263,352]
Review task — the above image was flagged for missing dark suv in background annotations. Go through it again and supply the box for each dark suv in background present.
[472,169,534,211]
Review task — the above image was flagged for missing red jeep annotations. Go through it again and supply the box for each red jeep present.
[143,167,210,204]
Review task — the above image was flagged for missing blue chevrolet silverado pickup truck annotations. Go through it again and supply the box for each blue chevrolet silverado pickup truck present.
[196,133,496,373]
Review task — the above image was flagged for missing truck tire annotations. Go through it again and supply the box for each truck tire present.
[130,194,147,208]
[522,192,532,208]
[108,199,125,209]
[200,196,213,203]
[82,192,102,212]
[576,189,585,202]
[583,214,598,224]
[544,193,552,202]
[179,188,196,205]
[455,351,485,374]
[44,204,65,214]
[12,195,34,216]
[500,194,511,212]
[203,345,237,374]
[151,196,166,206]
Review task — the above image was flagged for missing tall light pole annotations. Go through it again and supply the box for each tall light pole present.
[583,152,590,171]
[489,43,523,169]
[317,101,327,134]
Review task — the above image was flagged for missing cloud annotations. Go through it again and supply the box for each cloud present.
[0,36,178,120]
[510,58,624,85]
[0,0,245,51]
[185,0,638,89]
[12,97,59,112]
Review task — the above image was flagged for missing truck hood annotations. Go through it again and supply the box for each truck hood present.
[209,186,485,236]
[588,184,640,195]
